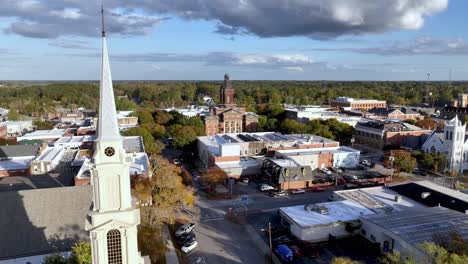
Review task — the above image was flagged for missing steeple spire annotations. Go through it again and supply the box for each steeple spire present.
[101,4,105,37]
[96,5,121,143]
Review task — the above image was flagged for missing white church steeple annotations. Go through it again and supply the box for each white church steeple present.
[86,6,144,264]
[445,115,466,175]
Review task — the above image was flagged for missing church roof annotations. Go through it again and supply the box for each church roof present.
[0,144,40,159]
[0,186,92,260]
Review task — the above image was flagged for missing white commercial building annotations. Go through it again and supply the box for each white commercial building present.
[17,129,67,142]
[360,207,468,262]
[165,105,209,118]
[6,121,33,137]
[280,200,374,242]
[332,187,424,213]
[31,147,65,174]
[276,146,360,170]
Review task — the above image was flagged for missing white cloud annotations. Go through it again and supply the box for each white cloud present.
[0,0,449,39]
[283,66,304,72]
[50,8,81,20]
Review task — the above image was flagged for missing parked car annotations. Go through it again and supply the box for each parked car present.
[275,244,294,262]
[344,183,358,189]
[358,182,375,188]
[270,190,289,198]
[177,232,195,245]
[289,245,302,257]
[413,168,420,174]
[181,240,198,253]
[272,235,294,245]
[320,168,332,175]
[311,187,327,192]
[242,178,249,184]
[420,170,427,176]
[175,223,195,237]
[260,184,275,192]
[290,188,305,194]
[173,158,180,165]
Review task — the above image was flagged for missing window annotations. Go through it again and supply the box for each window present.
[361,229,366,236]
[107,229,122,264]
[370,234,376,242]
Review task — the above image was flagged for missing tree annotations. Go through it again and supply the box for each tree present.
[405,119,416,125]
[330,257,362,264]
[123,127,155,149]
[69,241,92,264]
[416,117,437,130]
[201,168,226,191]
[134,110,154,124]
[153,111,173,125]
[280,119,308,134]
[141,123,166,139]
[393,151,417,174]
[379,251,416,264]
[43,254,68,264]
[419,242,468,264]
[145,140,165,155]
[7,109,20,121]
[168,125,197,149]
[34,120,54,130]
[133,156,195,263]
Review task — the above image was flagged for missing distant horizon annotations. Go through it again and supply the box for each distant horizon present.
[1,79,468,83]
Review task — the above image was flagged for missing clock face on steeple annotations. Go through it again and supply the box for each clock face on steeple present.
[104,147,115,157]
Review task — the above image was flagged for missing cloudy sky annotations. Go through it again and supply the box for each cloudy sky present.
[0,0,466,81]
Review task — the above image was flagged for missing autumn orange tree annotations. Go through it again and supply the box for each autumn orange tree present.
[200,168,226,191]
[132,156,196,263]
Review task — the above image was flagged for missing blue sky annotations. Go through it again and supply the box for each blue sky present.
[0,0,467,81]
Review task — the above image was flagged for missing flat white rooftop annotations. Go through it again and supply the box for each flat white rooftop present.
[278,146,359,157]
[280,200,374,228]
[334,187,423,213]
[18,129,66,141]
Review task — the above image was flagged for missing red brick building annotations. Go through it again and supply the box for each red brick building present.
[204,74,259,136]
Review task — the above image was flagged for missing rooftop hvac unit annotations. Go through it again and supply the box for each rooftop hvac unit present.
[304,204,329,215]
[421,192,431,199]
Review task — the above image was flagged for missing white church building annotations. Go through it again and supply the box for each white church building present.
[421,116,467,175]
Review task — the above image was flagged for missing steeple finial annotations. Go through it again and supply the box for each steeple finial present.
[101,4,105,37]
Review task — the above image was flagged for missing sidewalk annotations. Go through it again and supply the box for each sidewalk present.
[245,224,281,264]
[164,225,179,264]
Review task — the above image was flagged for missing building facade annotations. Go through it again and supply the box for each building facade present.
[354,120,431,150]
[331,97,386,110]
[203,74,258,136]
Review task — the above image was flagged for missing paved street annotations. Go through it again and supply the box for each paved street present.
[179,175,333,264]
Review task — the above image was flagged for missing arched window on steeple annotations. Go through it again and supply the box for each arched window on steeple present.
[107,229,122,264]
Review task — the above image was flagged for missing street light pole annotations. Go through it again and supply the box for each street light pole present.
[269,222,272,264]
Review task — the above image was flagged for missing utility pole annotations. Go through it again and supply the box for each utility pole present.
[269,222,273,264]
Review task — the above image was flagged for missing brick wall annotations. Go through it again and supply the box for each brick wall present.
[318,152,333,168]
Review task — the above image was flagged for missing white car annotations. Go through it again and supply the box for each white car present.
[181,240,198,253]
[175,223,195,237]
[260,184,275,192]
[291,189,305,194]
[361,160,370,166]
[321,168,332,175]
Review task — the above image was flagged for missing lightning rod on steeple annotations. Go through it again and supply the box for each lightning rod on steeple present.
[101,4,105,37]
